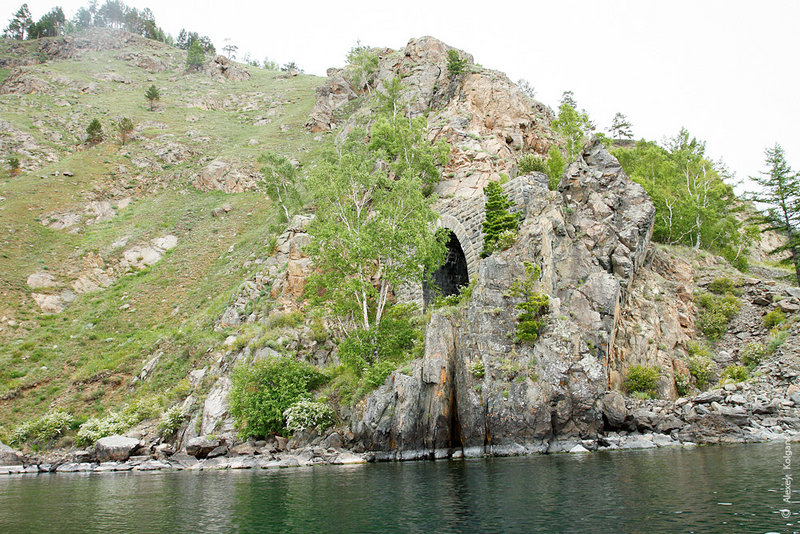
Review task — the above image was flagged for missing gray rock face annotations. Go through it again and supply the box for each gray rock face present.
[201,377,233,436]
[353,140,655,454]
[354,314,457,453]
[95,435,140,463]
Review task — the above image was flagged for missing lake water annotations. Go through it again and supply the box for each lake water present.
[0,442,797,533]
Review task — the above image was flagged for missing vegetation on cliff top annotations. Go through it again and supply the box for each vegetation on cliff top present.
[613,130,750,270]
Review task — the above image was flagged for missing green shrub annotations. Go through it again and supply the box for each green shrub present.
[158,405,187,439]
[505,262,550,344]
[482,181,519,257]
[763,309,786,330]
[518,154,547,175]
[11,410,73,446]
[266,310,304,330]
[469,359,485,379]
[740,342,766,368]
[446,49,467,76]
[75,398,159,446]
[708,276,740,295]
[77,413,128,446]
[624,365,660,397]
[695,291,741,340]
[720,365,749,383]
[7,154,20,175]
[495,228,518,252]
[229,357,326,437]
[283,400,335,433]
[431,281,475,309]
[323,366,361,407]
[768,329,789,354]
[686,341,714,389]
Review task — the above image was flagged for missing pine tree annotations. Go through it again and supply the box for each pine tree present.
[749,143,800,285]
[117,117,133,146]
[3,4,32,39]
[7,155,20,176]
[482,181,519,257]
[610,112,633,140]
[144,84,160,111]
[446,49,467,76]
[560,90,577,109]
[86,118,103,145]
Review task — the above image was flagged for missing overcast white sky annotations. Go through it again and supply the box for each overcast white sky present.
[14,0,800,191]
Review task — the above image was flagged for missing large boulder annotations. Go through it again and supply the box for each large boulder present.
[185,437,223,459]
[601,392,627,428]
[0,441,23,466]
[204,55,251,82]
[200,377,232,436]
[95,435,140,462]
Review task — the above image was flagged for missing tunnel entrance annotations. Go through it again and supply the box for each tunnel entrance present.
[423,230,470,307]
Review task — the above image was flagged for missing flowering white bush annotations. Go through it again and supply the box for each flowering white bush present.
[11,410,73,446]
[76,398,161,446]
[76,412,128,446]
[158,405,186,438]
[283,400,334,433]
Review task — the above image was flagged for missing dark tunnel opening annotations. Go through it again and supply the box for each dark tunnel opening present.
[423,230,469,308]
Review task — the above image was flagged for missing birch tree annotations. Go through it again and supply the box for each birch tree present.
[305,127,446,335]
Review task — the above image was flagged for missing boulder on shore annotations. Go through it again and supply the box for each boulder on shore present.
[95,435,140,463]
[0,441,23,466]
[185,437,223,459]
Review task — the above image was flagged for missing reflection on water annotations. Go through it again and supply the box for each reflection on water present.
[0,442,797,533]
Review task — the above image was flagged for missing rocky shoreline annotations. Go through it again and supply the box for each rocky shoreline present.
[0,431,796,477]
[2,370,798,476]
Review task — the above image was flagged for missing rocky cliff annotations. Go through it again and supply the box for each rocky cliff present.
[351,139,655,457]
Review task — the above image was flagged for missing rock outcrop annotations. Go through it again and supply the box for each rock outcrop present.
[353,140,656,456]
[192,159,260,193]
[204,55,251,82]
[307,36,555,199]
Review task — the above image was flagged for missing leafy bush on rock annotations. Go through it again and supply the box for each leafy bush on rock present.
[740,342,766,368]
[230,357,326,437]
[283,400,335,433]
[763,309,786,330]
[624,365,660,397]
[687,341,714,389]
[720,365,749,384]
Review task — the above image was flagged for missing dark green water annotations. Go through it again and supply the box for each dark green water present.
[0,442,798,533]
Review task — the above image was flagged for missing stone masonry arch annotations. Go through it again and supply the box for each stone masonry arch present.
[435,214,478,282]
[399,174,540,307]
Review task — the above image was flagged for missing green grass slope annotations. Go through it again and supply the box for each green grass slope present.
[0,29,324,434]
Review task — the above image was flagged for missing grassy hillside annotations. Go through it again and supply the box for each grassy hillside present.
[0,30,324,434]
